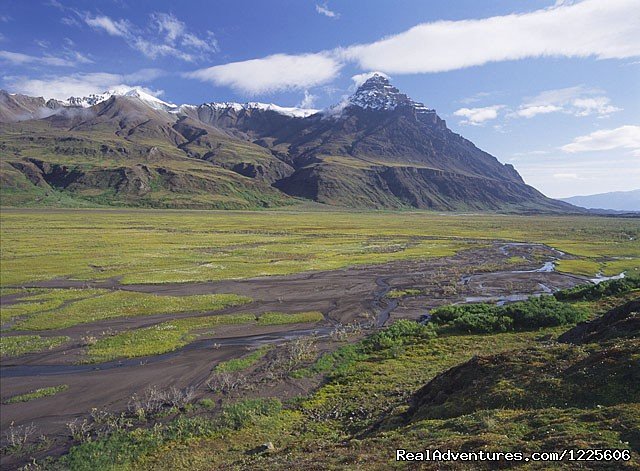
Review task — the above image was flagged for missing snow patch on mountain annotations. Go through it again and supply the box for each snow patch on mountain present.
[195,101,319,118]
[61,87,177,111]
[347,73,435,112]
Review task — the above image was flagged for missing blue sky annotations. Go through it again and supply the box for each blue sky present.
[1,0,638,198]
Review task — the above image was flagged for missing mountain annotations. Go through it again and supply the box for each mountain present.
[561,189,640,212]
[0,76,577,212]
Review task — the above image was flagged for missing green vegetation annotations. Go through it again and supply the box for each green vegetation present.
[3,385,68,404]
[555,273,640,301]
[1,210,638,287]
[0,334,70,358]
[386,288,422,299]
[430,296,588,333]
[9,291,251,331]
[215,346,272,373]
[0,288,105,324]
[0,122,294,211]
[87,311,323,362]
[44,289,639,470]
[219,398,283,430]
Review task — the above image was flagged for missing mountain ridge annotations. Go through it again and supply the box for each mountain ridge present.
[561,189,640,212]
[0,75,578,212]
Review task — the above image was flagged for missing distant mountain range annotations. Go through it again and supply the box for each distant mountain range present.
[0,75,577,212]
[561,189,640,212]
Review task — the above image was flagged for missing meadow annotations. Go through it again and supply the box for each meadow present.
[1,209,638,288]
[86,311,323,362]
[1,208,638,469]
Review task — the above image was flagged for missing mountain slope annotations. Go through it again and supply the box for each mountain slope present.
[561,189,640,211]
[0,78,577,212]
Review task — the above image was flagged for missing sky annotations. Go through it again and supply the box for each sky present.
[1,0,639,198]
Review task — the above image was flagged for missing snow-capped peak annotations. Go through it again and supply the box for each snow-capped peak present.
[196,101,319,118]
[61,87,177,111]
[341,73,435,114]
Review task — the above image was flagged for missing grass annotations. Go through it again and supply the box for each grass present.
[386,288,422,299]
[87,311,323,362]
[0,288,106,324]
[214,346,272,373]
[9,291,251,331]
[45,289,640,470]
[1,209,638,288]
[0,334,70,358]
[3,385,68,404]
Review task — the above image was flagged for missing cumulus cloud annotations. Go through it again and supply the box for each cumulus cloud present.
[453,105,504,125]
[561,125,640,154]
[4,69,165,100]
[316,3,339,18]
[515,85,622,118]
[185,53,342,95]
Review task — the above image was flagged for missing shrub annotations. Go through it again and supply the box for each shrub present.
[504,296,588,328]
[453,313,513,334]
[361,319,437,352]
[554,274,639,301]
[430,304,495,325]
[430,296,588,334]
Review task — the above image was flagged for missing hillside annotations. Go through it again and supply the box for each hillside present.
[0,77,577,212]
[561,189,640,212]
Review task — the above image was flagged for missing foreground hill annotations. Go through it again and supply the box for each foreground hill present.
[0,77,576,212]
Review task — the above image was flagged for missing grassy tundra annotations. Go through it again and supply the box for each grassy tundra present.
[1,209,638,287]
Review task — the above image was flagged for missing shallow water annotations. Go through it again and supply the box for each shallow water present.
[590,272,625,284]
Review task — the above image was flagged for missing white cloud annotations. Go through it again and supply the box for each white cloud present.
[190,0,639,96]
[81,12,217,62]
[553,173,581,180]
[561,125,640,154]
[182,32,218,52]
[4,69,165,100]
[133,38,195,62]
[151,12,185,43]
[0,50,75,67]
[85,14,130,37]
[571,97,621,116]
[186,53,342,95]
[453,105,504,125]
[298,90,318,108]
[341,0,640,73]
[515,85,622,118]
[351,71,390,88]
[458,91,501,105]
[316,3,339,18]
[61,16,79,26]
[516,104,563,118]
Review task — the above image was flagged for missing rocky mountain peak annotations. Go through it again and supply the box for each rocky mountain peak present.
[348,73,435,114]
